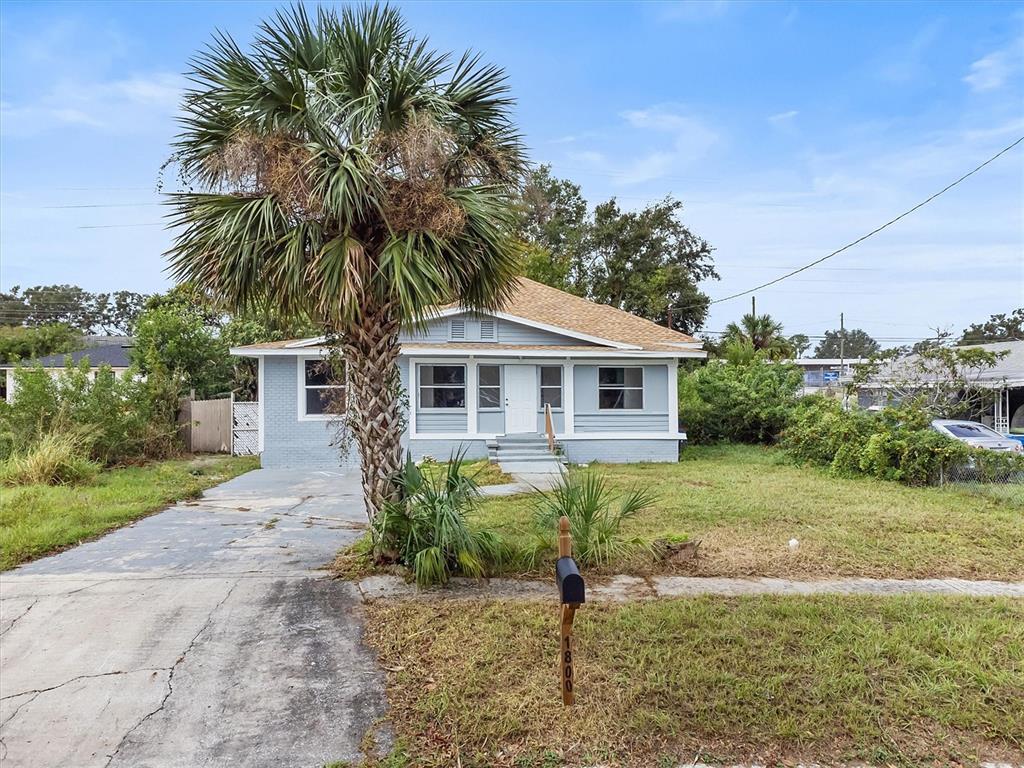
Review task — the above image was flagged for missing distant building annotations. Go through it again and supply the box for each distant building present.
[790,358,867,397]
[0,338,135,403]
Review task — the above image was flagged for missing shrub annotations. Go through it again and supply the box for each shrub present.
[0,360,180,466]
[373,451,504,587]
[0,431,99,486]
[781,398,981,485]
[679,357,803,444]
[0,323,82,364]
[532,471,655,567]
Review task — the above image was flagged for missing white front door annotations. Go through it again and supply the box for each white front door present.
[504,365,537,433]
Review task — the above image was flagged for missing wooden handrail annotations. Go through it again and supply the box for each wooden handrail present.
[544,402,556,453]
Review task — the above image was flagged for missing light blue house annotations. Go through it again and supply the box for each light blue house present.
[232,278,706,469]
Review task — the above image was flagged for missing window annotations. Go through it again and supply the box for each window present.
[943,422,1002,439]
[419,364,466,408]
[478,365,501,409]
[598,367,643,410]
[302,358,345,417]
[539,366,563,409]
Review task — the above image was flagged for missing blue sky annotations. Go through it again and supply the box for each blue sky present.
[1,0,1022,346]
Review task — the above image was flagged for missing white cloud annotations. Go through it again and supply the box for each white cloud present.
[963,39,1024,92]
[0,73,183,138]
[564,105,719,186]
[876,19,944,84]
[768,110,799,125]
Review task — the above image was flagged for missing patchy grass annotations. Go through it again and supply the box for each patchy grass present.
[0,454,258,569]
[420,458,512,487]
[474,444,1024,580]
[366,596,1024,767]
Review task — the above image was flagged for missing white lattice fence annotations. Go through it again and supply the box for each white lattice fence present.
[232,401,260,456]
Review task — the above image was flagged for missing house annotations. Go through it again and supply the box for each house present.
[0,337,135,403]
[791,358,867,397]
[854,340,1024,433]
[231,278,706,469]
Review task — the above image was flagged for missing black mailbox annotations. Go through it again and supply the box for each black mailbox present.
[555,557,585,605]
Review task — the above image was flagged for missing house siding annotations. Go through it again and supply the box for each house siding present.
[400,313,589,346]
[572,364,670,432]
[261,356,355,469]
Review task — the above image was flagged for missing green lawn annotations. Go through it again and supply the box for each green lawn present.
[366,596,1024,767]
[473,444,1024,580]
[0,454,258,569]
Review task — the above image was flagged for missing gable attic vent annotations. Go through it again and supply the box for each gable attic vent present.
[449,318,466,340]
[479,318,497,341]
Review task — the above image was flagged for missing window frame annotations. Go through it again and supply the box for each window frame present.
[539,365,564,412]
[417,363,468,410]
[597,366,644,411]
[477,364,502,411]
[297,355,346,421]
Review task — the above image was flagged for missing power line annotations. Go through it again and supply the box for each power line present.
[696,135,1024,309]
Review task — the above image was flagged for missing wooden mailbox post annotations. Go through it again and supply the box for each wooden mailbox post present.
[555,516,585,705]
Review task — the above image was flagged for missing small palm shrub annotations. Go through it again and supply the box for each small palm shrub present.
[0,431,100,486]
[532,471,656,567]
[373,451,505,587]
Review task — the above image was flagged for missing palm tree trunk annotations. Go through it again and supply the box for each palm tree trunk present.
[342,307,404,524]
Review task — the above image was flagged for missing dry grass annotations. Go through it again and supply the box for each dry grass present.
[474,444,1024,580]
[0,454,258,569]
[365,596,1024,768]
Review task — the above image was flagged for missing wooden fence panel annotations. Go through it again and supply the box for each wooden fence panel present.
[178,397,233,453]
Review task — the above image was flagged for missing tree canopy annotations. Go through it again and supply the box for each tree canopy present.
[517,165,717,333]
[0,284,147,334]
[960,309,1024,345]
[721,312,794,360]
[813,328,879,359]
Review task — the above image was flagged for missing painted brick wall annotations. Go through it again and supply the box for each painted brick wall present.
[261,356,357,469]
[563,439,678,463]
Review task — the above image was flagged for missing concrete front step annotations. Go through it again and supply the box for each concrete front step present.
[497,460,565,476]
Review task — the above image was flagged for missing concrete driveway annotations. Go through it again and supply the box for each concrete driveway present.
[0,468,388,768]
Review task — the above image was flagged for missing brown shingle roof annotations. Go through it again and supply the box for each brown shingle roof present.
[232,279,703,354]
[488,277,697,347]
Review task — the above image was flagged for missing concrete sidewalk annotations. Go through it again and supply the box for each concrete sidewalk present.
[354,572,1024,602]
[0,469,388,768]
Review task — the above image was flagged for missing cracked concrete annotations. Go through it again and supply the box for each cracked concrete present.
[354,573,1024,602]
[0,468,388,768]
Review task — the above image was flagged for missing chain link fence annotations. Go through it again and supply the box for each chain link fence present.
[934,450,1024,505]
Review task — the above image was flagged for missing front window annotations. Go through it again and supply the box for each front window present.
[943,422,1002,439]
[598,367,643,410]
[540,366,563,409]
[303,358,345,417]
[419,364,466,409]
[478,365,501,409]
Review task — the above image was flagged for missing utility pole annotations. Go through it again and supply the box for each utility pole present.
[839,312,845,369]
[751,296,756,318]
[666,306,673,329]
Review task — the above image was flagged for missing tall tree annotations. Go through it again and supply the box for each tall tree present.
[813,328,879,359]
[0,284,148,334]
[516,169,717,333]
[166,5,524,522]
[721,312,794,360]
[960,309,1024,345]
[789,333,811,358]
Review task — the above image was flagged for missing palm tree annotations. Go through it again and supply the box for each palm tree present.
[722,312,794,360]
[166,5,525,522]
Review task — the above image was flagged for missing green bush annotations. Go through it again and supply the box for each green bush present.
[0,324,82,364]
[0,360,180,466]
[0,431,100,486]
[373,451,505,587]
[781,398,984,485]
[532,471,655,567]
[679,357,803,444]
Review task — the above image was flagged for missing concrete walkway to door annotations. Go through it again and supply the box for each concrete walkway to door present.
[0,468,388,768]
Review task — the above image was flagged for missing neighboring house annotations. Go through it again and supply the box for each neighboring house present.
[791,358,867,397]
[0,338,135,403]
[231,278,706,469]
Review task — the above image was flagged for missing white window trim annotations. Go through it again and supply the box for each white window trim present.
[598,366,645,411]
[538,364,564,412]
[417,362,468,411]
[297,354,346,421]
[477,363,503,411]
